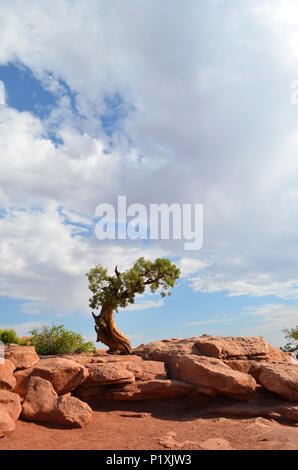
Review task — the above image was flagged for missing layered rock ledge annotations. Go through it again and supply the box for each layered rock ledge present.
[0,335,297,437]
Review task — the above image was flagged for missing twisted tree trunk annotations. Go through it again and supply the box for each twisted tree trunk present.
[92,306,131,354]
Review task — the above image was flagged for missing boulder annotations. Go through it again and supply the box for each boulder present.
[267,344,293,363]
[0,411,16,437]
[74,360,166,401]
[133,338,200,362]
[0,359,16,391]
[0,390,22,436]
[172,355,257,400]
[0,390,22,421]
[14,357,88,397]
[134,336,292,364]
[222,359,257,374]
[224,351,293,375]
[252,363,298,401]
[106,379,194,401]
[4,344,39,370]
[120,360,167,381]
[14,368,34,397]
[84,363,136,385]
[55,394,93,428]
[195,336,273,360]
[74,363,135,401]
[134,336,292,381]
[21,376,92,428]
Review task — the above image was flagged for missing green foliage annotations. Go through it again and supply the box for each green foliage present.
[29,325,96,355]
[281,326,298,358]
[87,257,180,312]
[0,328,20,344]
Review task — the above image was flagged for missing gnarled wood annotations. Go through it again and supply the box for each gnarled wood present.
[92,306,131,355]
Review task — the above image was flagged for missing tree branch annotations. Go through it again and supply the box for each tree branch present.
[120,274,164,300]
[115,266,121,278]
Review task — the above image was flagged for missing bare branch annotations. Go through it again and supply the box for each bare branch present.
[115,266,121,278]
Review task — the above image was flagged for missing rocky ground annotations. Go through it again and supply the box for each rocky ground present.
[0,335,297,450]
[1,398,298,450]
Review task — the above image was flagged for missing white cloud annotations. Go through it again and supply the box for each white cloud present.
[0,203,167,315]
[179,258,211,278]
[123,299,164,312]
[253,0,298,65]
[243,303,298,347]
[190,275,298,299]
[1,0,298,319]
[246,303,298,322]
[0,80,5,105]
[184,317,238,327]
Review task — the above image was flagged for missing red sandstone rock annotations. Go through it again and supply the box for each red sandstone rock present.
[90,355,144,364]
[14,357,88,397]
[64,354,143,366]
[174,355,257,400]
[120,360,167,381]
[55,394,93,428]
[14,368,33,397]
[195,336,271,360]
[74,360,167,401]
[135,336,292,364]
[74,363,136,401]
[21,376,92,428]
[0,359,16,391]
[267,344,293,363]
[133,338,200,361]
[252,363,298,401]
[106,379,194,401]
[222,359,255,374]
[0,390,22,421]
[0,390,22,436]
[0,410,15,437]
[84,362,135,385]
[4,344,39,370]
[83,360,166,384]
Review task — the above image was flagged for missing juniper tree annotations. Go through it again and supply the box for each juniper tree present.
[87,257,180,354]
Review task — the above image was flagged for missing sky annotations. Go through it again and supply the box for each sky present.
[0,0,298,349]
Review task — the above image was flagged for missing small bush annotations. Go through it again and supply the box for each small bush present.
[29,325,96,355]
[281,326,298,358]
[0,328,20,344]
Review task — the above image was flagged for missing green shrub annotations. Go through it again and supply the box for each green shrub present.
[29,325,96,355]
[0,328,20,344]
[281,326,298,358]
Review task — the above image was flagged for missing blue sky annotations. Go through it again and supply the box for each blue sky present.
[0,1,298,349]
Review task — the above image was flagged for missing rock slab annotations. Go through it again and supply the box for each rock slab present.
[106,379,194,401]
[4,344,39,370]
[173,355,257,400]
[14,357,88,397]
[0,359,16,391]
[0,390,22,436]
[21,376,92,428]
[252,363,298,401]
